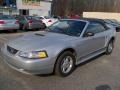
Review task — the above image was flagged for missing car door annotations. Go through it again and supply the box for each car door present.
[77,21,107,60]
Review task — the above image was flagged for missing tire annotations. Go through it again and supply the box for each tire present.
[55,51,75,77]
[22,25,28,31]
[13,29,17,33]
[105,40,114,55]
[41,23,46,29]
[23,27,28,31]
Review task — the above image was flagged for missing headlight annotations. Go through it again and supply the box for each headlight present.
[19,51,48,59]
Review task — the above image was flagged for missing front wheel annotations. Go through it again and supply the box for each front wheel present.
[106,40,114,55]
[21,25,28,31]
[55,51,75,77]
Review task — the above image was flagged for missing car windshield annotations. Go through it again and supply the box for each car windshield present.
[44,16,50,19]
[26,16,33,20]
[0,15,15,20]
[38,17,44,20]
[47,20,86,37]
[110,19,120,24]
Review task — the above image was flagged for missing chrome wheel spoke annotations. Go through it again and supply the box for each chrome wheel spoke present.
[108,43,113,52]
[61,56,73,74]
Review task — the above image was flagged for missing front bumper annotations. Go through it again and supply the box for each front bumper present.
[1,47,55,75]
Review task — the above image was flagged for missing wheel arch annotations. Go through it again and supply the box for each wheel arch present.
[106,36,115,48]
[53,48,77,73]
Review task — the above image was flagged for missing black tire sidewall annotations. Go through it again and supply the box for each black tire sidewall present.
[13,29,17,33]
[41,23,46,29]
[55,51,75,77]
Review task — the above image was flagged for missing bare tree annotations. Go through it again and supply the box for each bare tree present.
[51,0,120,16]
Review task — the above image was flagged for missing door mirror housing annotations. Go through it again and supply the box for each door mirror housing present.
[84,32,94,37]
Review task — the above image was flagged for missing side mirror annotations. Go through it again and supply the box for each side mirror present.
[84,32,94,37]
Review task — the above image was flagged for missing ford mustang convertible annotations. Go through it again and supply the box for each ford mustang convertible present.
[1,18,116,77]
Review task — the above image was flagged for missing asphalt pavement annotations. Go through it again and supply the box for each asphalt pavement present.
[0,31,120,90]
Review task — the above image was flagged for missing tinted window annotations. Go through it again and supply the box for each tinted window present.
[110,19,120,24]
[85,22,106,34]
[47,20,86,36]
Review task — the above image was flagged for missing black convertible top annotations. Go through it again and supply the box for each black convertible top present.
[61,18,109,29]
[62,18,106,25]
[80,18,105,24]
[79,18,109,29]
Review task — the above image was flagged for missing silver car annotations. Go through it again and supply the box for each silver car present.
[15,15,45,30]
[1,19,116,77]
[0,15,19,32]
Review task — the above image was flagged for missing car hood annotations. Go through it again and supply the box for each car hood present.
[7,31,76,52]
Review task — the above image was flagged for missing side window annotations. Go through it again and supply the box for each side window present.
[68,21,86,36]
[85,22,106,34]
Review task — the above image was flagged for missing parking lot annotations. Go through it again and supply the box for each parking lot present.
[0,31,120,90]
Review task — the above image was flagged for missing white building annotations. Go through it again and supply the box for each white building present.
[29,1,52,16]
[17,0,52,16]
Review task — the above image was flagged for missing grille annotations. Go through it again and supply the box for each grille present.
[7,46,18,55]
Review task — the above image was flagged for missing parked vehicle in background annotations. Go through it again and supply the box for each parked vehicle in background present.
[37,16,58,27]
[67,14,80,19]
[34,17,46,29]
[0,15,19,32]
[1,18,116,77]
[104,19,120,32]
[14,15,44,31]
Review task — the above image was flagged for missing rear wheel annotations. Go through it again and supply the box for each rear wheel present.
[55,51,75,77]
[116,27,120,32]
[12,29,17,33]
[41,23,46,29]
[106,40,114,55]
